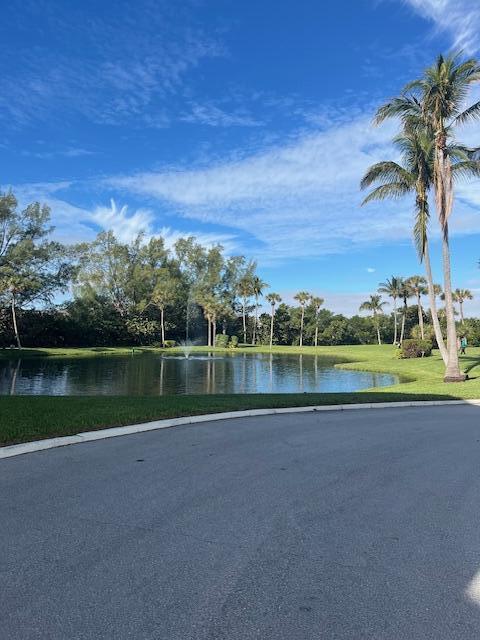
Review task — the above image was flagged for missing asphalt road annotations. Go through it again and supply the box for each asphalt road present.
[3,405,480,639]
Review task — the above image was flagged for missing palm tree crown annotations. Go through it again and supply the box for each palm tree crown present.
[359,294,387,345]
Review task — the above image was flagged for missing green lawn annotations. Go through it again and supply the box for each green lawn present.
[1,343,480,446]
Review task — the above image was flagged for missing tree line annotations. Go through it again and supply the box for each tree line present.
[0,189,477,350]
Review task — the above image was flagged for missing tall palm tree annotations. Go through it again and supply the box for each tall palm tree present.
[361,127,448,362]
[378,276,403,344]
[376,53,480,381]
[294,291,310,347]
[266,293,281,349]
[405,275,428,339]
[310,296,324,347]
[453,288,473,324]
[359,294,387,345]
[398,280,412,345]
[251,276,268,346]
[237,274,253,344]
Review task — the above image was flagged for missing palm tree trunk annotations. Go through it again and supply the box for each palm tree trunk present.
[423,240,447,364]
[442,225,464,381]
[11,293,21,349]
[314,323,318,348]
[252,294,258,345]
[269,307,274,349]
[460,302,464,324]
[207,318,211,347]
[400,304,406,344]
[213,319,217,346]
[374,312,381,345]
[161,308,165,347]
[434,134,463,381]
[242,298,247,344]
[300,307,304,347]
[417,295,424,339]
[393,297,398,345]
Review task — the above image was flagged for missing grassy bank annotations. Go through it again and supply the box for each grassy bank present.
[1,344,480,446]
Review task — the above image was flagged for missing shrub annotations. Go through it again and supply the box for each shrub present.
[163,340,176,348]
[400,338,432,358]
[228,335,239,348]
[215,334,229,348]
[410,324,436,341]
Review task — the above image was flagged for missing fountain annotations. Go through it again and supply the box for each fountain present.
[179,340,193,359]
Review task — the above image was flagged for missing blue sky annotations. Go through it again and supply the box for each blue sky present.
[2,0,480,315]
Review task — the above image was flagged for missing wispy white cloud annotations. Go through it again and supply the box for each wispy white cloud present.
[104,116,397,260]
[0,1,225,128]
[403,0,480,53]
[366,267,376,273]
[109,103,480,264]
[7,184,242,253]
[180,103,262,128]
[90,200,154,243]
[21,147,96,160]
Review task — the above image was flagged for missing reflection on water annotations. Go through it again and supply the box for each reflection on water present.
[0,353,398,396]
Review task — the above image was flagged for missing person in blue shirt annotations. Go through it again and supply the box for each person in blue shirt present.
[460,335,467,355]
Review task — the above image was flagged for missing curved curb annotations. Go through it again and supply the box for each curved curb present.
[2,398,480,460]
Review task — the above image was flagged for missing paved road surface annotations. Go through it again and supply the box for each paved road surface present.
[3,405,480,639]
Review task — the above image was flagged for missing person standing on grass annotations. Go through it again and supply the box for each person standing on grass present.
[460,336,467,355]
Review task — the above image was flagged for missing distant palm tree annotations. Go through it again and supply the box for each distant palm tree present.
[359,294,387,345]
[294,291,311,347]
[453,288,473,324]
[310,296,324,347]
[378,276,403,344]
[251,276,268,346]
[266,293,281,349]
[237,274,253,344]
[398,280,412,345]
[433,284,443,301]
[375,53,480,381]
[405,275,428,339]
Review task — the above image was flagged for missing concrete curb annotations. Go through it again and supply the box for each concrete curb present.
[2,398,480,460]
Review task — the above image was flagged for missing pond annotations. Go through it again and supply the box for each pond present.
[0,352,398,396]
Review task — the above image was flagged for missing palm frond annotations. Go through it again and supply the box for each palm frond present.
[454,101,480,126]
[361,183,411,205]
[360,162,413,189]
[413,197,430,261]
[452,160,480,181]
[374,95,422,126]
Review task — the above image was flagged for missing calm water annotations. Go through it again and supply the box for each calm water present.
[0,353,397,396]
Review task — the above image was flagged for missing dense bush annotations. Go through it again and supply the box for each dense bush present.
[215,334,229,348]
[400,338,432,358]
[163,340,176,348]
[229,335,239,348]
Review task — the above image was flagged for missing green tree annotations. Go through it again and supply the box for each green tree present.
[251,275,268,345]
[359,294,386,345]
[310,296,325,347]
[0,193,73,348]
[266,293,282,349]
[405,275,428,339]
[293,291,311,347]
[144,271,179,346]
[378,276,403,344]
[453,288,473,324]
[237,268,255,344]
